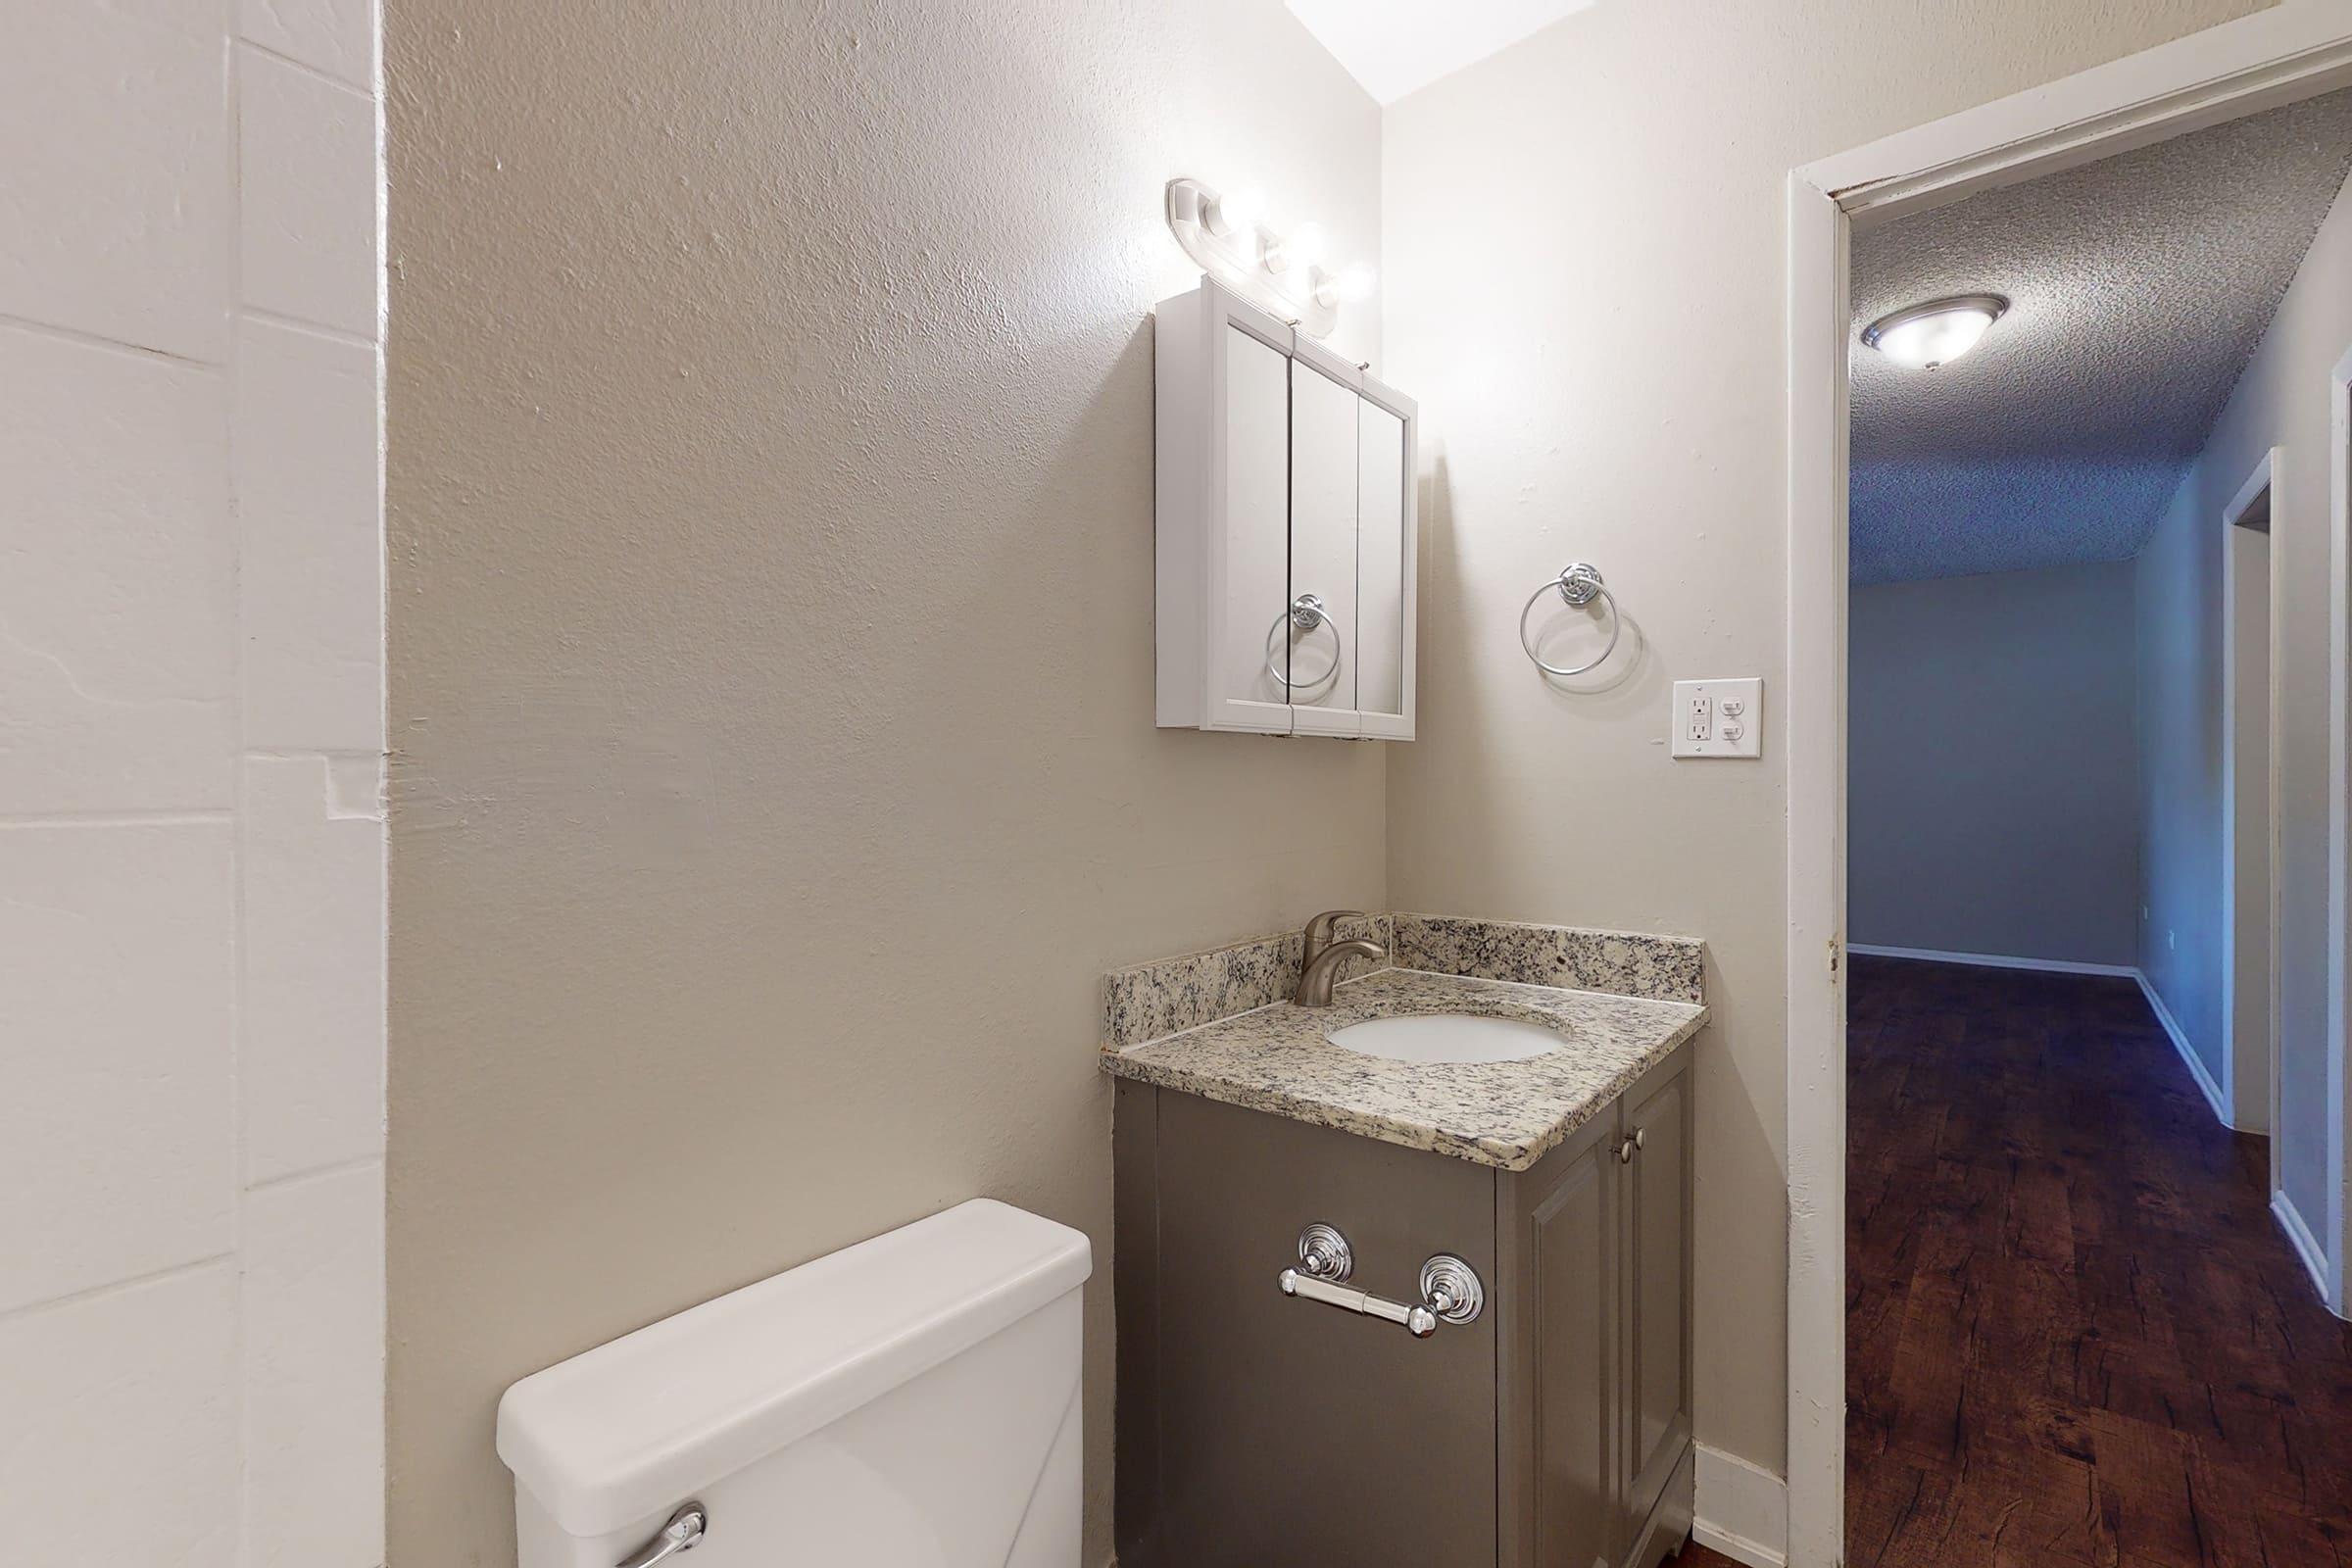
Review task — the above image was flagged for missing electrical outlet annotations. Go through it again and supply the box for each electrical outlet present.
[1673,678,1762,759]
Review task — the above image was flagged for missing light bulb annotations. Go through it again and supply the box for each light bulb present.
[1267,220,1327,274]
[1203,184,1265,239]
[1309,264,1377,310]
[1861,294,2009,369]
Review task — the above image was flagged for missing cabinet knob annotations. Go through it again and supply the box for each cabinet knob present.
[1617,1136,1636,1163]
[1633,1127,1646,1152]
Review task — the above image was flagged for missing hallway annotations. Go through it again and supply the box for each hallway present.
[1842,956,2352,1565]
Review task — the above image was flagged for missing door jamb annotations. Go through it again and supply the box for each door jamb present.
[2328,343,2352,1315]
[2220,450,2281,1150]
[1785,11,2352,1563]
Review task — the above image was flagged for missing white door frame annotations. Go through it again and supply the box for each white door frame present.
[2329,342,2352,1315]
[2220,450,2281,1147]
[1785,10,2352,1563]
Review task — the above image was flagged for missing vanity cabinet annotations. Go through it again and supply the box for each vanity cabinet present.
[1501,1049,1694,1568]
[1152,277,1417,739]
[1113,1041,1694,1568]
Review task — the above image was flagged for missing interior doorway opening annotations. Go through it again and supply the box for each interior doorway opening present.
[2223,454,2279,1144]
[1835,101,2350,1565]
[1788,14,2352,1564]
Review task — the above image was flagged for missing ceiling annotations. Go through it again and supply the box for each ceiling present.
[1850,89,2352,586]
[1284,0,1594,104]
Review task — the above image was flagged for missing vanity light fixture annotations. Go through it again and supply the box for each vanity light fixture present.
[1164,176,1374,340]
[1201,184,1265,240]
[1860,293,2010,369]
[1314,264,1377,308]
[1265,220,1327,274]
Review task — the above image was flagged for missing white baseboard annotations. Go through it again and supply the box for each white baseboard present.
[2272,1188,2333,1306]
[2132,971,2230,1126]
[1845,943,2137,977]
[1693,1444,1787,1568]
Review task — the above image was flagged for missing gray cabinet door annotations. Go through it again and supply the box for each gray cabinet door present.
[1145,1092,1499,1567]
[1499,1110,1620,1568]
[1619,1052,1693,1539]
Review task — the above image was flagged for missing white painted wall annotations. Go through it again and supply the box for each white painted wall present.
[2139,164,2352,1290]
[1849,563,2142,968]
[1,5,386,1564]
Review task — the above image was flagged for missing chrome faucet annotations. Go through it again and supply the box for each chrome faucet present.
[1295,909,1387,1006]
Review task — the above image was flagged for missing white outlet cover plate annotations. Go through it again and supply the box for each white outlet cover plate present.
[1673,677,1762,759]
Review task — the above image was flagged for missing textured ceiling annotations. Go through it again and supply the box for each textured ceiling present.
[1850,89,2352,585]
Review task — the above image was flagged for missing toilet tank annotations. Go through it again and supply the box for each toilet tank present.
[497,1199,1092,1568]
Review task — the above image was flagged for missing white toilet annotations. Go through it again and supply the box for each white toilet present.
[497,1199,1093,1567]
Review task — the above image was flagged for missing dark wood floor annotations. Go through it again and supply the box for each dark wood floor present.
[1675,1544,1745,1567]
[1842,956,2352,1567]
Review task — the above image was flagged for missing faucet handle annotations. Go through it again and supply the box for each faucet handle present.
[1301,908,1371,963]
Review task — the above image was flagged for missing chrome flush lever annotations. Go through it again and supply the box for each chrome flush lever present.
[615,1502,707,1568]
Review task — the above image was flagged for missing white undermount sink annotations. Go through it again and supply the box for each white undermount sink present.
[1324,1013,1561,1064]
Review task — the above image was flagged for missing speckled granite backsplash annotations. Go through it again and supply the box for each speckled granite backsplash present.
[1393,913,1705,1004]
[1103,913,1703,1050]
[1102,915,1392,1051]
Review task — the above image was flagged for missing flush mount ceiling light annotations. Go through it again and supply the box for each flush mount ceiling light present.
[1861,294,2010,369]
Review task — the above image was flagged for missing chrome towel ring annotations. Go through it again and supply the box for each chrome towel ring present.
[1266,592,1344,693]
[1518,564,1621,677]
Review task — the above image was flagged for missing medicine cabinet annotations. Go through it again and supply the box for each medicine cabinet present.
[1153,277,1417,739]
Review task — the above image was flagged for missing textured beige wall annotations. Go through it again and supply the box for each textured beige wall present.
[382,4,1384,1562]
[1379,0,2272,1476]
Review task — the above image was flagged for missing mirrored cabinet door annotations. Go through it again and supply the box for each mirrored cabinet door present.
[1155,277,1414,740]
[1288,357,1361,731]
[1216,322,1296,729]
[1356,394,1411,734]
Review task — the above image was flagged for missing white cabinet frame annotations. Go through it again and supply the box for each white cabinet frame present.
[1154,276,1418,740]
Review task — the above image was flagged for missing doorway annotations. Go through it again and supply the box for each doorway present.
[1785,13,2352,1564]
[2223,454,2279,1145]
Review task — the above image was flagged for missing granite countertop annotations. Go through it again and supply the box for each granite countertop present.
[1099,965,1707,1171]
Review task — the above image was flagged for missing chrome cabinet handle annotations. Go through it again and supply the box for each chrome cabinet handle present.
[615,1503,707,1568]
[1295,1221,1353,1282]
[1277,1225,1484,1340]
[1419,1254,1485,1325]
[1618,1136,1636,1163]
[1281,1266,1441,1337]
